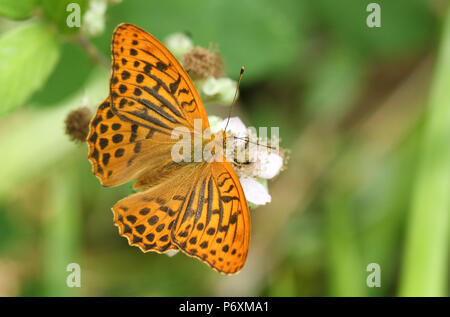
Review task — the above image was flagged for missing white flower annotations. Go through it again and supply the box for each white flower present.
[82,0,107,37]
[208,116,284,207]
[164,33,193,60]
[200,76,237,105]
[215,116,247,136]
[253,151,283,179]
[240,177,271,206]
[207,115,224,133]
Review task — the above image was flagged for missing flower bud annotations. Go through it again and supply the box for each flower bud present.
[164,33,194,60]
[182,46,224,79]
[65,107,92,142]
[82,0,107,37]
[200,76,237,105]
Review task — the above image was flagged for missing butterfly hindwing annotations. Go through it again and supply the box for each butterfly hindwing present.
[112,160,250,274]
[172,161,250,274]
[112,167,199,253]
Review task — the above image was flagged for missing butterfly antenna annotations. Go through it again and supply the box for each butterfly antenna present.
[224,66,245,132]
[231,135,277,150]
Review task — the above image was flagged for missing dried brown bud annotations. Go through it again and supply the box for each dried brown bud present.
[64,107,92,143]
[182,46,224,79]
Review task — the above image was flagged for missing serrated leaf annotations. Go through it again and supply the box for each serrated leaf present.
[0,23,61,115]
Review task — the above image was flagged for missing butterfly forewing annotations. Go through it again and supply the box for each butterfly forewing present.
[87,97,176,187]
[110,23,209,132]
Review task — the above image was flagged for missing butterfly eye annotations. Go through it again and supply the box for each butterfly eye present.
[233,159,253,167]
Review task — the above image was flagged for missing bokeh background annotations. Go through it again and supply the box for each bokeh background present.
[0,0,449,296]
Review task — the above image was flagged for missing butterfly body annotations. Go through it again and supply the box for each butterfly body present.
[87,23,250,274]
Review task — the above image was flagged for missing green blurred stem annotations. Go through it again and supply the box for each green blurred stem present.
[398,6,450,297]
[73,34,109,68]
[325,193,366,297]
[43,164,82,296]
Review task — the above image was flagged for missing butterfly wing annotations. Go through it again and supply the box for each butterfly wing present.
[172,160,251,274]
[87,23,209,187]
[87,97,178,186]
[113,159,250,274]
[112,163,204,254]
[110,23,209,132]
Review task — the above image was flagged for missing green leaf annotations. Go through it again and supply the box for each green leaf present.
[303,46,365,117]
[41,0,88,35]
[98,0,310,83]
[0,23,61,115]
[0,67,109,197]
[30,41,93,106]
[0,0,37,20]
[311,0,436,58]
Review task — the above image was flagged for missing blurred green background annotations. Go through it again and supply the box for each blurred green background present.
[0,0,449,296]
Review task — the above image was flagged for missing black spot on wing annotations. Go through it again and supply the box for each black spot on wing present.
[169,75,181,94]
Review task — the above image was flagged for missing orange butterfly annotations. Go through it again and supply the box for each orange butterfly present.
[87,23,250,274]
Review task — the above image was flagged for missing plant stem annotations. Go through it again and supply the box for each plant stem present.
[398,6,450,296]
[43,163,82,296]
[73,34,109,68]
[325,192,366,296]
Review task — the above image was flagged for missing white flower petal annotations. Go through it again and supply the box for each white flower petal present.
[240,177,271,205]
[164,33,193,59]
[165,250,179,257]
[217,117,247,136]
[255,151,283,179]
[215,78,237,104]
[83,0,107,36]
[199,77,237,105]
[207,115,224,134]
[201,77,220,96]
